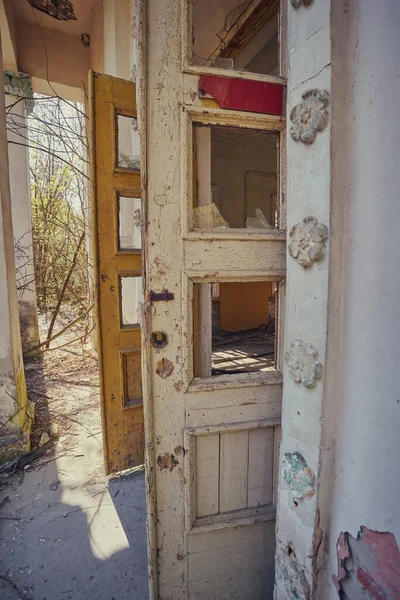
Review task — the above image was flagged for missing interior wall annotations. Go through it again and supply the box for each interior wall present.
[90,0,104,74]
[245,34,278,76]
[220,281,271,332]
[320,1,400,597]
[192,0,244,60]
[233,13,278,72]
[211,128,277,228]
[192,0,278,74]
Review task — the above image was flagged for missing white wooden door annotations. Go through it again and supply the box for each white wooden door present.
[139,1,286,597]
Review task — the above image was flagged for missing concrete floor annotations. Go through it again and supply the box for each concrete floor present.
[0,339,149,600]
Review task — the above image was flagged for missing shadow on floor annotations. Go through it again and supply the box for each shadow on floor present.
[0,460,148,600]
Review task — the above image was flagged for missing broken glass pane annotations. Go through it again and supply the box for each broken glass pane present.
[246,208,274,230]
[194,281,278,377]
[193,203,229,228]
[117,114,140,171]
[193,124,279,229]
[191,0,279,76]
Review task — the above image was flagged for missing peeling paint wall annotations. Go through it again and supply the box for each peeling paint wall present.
[318,0,400,597]
[333,528,400,599]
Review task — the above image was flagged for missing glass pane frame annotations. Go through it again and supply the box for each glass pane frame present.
[115,191,142,253]
[193,279,280,378]
[182,0,287,83]
[118,273,143,330]
[181,109,286,239]
[192,124,280,231]
[114,108,141,173]
[120,348,143,409]
[182,274,285,392]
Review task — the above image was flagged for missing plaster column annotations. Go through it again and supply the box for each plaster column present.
[103,0,135,80]
[0,47,32,463]
[6,87,40,351]
[274,1,332,597]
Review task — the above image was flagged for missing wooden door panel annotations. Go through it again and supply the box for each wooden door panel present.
[143,1,286,596]
[184,237,286,278]
[188,521,276,599]
[90,72,144,473]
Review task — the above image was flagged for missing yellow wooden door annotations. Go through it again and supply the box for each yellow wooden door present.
[89,72,144,473]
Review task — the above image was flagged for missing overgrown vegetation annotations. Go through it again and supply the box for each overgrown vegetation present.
[6,94,92,348]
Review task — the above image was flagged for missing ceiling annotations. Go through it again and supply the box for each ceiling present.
[11,0,97,37]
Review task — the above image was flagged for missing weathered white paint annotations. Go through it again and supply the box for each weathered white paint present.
[142,2,285,597]
[195,433,219,517]
[274,0,331,597]
[6,95,40,350]
[318,1,400,597]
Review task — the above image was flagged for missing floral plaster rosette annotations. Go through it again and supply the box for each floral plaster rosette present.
[290,89,329,144]
[289,216,328,268]
[285,339,323,388]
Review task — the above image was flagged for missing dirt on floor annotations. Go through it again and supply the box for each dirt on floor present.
[0,310,148,600]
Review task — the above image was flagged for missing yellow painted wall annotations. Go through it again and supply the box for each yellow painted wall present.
[219,282,272,332]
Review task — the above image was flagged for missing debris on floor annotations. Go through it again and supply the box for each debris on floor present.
[212,327,275,375]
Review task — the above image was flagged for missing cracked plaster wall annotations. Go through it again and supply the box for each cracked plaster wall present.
[317,0,400,597]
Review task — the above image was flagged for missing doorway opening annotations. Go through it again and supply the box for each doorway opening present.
[2,90,149,598]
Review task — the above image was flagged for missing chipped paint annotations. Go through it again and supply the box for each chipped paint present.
[156,358,174,379]
[333,527,400,599]
[276,542,311,600]
[174,445,185,456]
[333,532,350,591]
[157,452,179,472]
[199,75,285,115]
[282,452,315,500]
[150,330,168,350]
